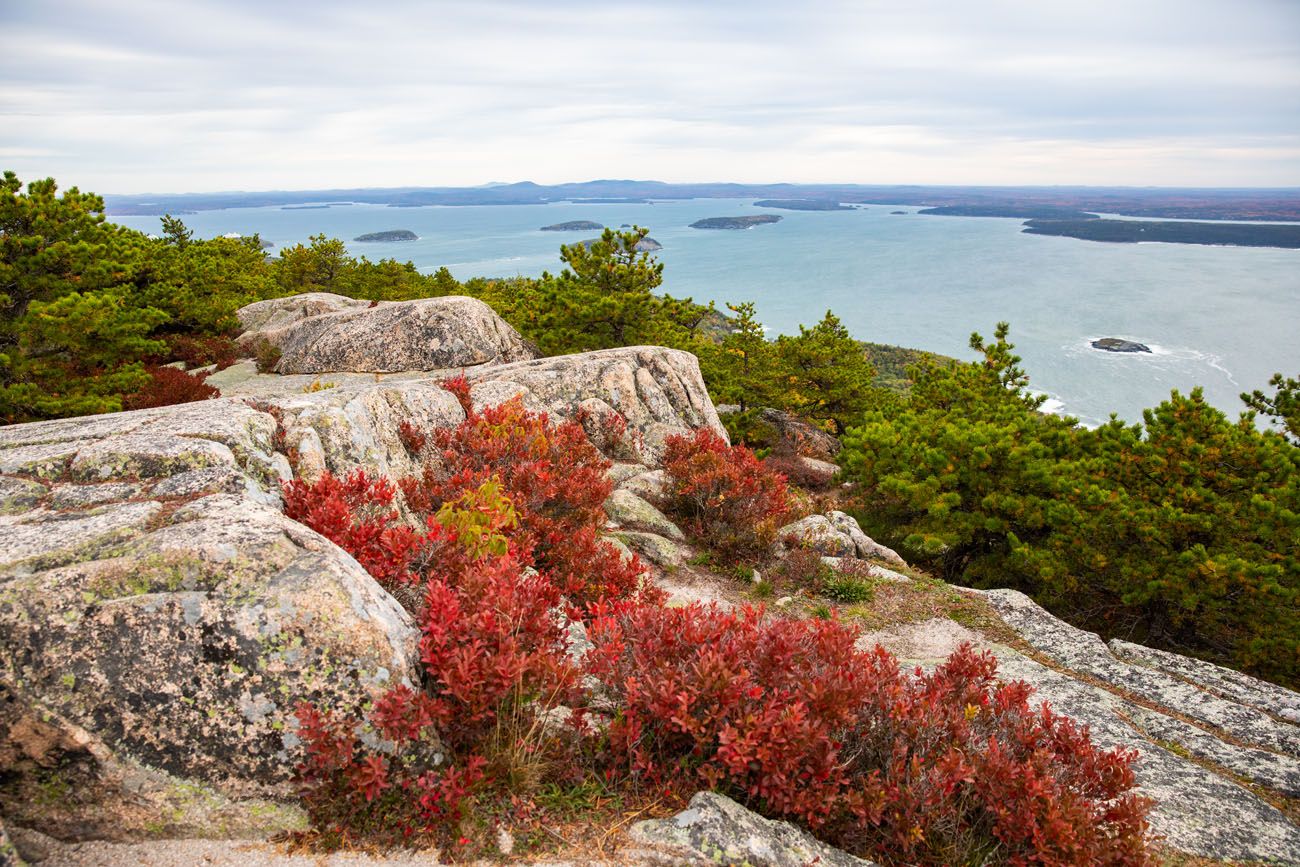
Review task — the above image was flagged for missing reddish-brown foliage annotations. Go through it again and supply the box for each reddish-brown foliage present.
[283,404,1150,865]
[282,469,424,588]
[397,419,427,457]
[398,395,644,612]
[162,334,240,371]
[661,428,791,559]
[440,372,474,415]
[294,696,485,849]
[586,602,1152,866]
[123,365,220,410]
[418,551,580,750]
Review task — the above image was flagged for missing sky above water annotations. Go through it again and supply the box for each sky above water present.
[3,0,1299,193]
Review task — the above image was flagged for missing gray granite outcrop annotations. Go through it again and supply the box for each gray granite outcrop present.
[236,293,538,374]
[0,400,418,840]
[980,590,1300,862]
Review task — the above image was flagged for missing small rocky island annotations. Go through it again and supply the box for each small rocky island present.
[1092,337,1152,353]
[353,229,417,242]
[690,215,782,230]
[540,220,604,231]
[754,199,854,211]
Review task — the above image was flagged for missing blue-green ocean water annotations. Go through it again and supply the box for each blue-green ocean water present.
[113,199,1300,428]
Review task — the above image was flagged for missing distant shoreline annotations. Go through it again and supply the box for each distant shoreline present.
[101,181,1300,222]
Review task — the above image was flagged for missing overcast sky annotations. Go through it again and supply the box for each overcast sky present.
[3,0,1299,193]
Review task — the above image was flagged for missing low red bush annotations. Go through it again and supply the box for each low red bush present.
[397,419,427,457]
[586,602,1152,865]
[123,365,220,410]
[419,551,580,751]
[661,428,791,559]
[294,693,485,849]
[398,395,643,613]
[282,469,424,589]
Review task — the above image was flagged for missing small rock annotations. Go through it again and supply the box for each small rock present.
[1091,337,1151,353]
[495,826,515,856]
[628,791,874,866]
[618,531,688,567]
[604,490,684,541]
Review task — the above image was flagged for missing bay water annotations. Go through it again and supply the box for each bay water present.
[113,198,1300,428]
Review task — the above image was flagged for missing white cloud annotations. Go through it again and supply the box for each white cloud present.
[2,0,1298,191]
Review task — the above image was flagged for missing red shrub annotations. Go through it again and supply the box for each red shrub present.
[397,419,427,457]
[440,372,474,415]
[661,428,791,559]
[838,645,1152,865]
[586,602,1151,865]
[282,469,424,589]
[585,602,868,826]
[399,396,637,612]
[418,551,580,751]
[294,694,485,849]
[123,365,220,410]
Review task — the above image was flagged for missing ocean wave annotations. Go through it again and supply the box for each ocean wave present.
[1067,338,1239,387]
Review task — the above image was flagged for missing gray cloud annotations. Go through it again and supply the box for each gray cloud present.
[2,0,1298,191]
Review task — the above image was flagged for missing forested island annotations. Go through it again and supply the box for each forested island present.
[540,220,604,231]
[1022,218,1300,248]
[754,199,855,211]
[690,215,783,230]
[353,229,418,242]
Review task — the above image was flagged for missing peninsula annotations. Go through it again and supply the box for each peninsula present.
[353,229,418,242]
[1022,218,1300,249]
[690,215,782,230]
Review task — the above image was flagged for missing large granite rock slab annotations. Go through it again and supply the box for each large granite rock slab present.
[236,292,368,334]
[463,347,726,463]
[984,589,1300,757]
[237,295,538,375]
[213,346,727,474]
[0,401,420,841]
[975,589,1300,862]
